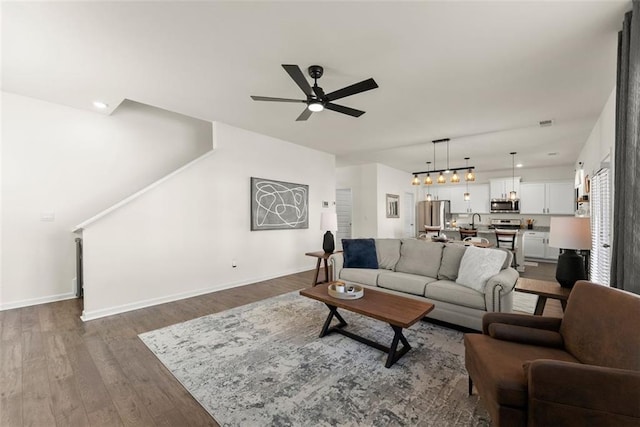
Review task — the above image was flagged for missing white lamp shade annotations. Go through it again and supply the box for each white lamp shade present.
[320,212,338,231]
[548,217,592,250]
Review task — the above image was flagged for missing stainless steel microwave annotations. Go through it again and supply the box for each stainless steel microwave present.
[490,199,520,213]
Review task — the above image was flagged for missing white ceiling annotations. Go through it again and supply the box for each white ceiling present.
[1,1,630,175]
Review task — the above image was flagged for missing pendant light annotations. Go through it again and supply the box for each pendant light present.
[424,161,433,185]
[412,174,420,186]
[435,142,445,184]
[509,152,517,200]
[465,154,475,182]
[463,157,471,201]
[437,172,446,184]
[424,161,433,201]
[450,171,460,183]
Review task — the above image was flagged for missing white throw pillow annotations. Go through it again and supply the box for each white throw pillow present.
[456,246,507,292]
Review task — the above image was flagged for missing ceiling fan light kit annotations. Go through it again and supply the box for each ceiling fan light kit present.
[251,64,378,121]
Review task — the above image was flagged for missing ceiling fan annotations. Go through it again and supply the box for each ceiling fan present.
[251,64,378,121]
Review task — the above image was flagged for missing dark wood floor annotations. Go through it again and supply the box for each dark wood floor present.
[0,270,315,427]
[1,264,561,426]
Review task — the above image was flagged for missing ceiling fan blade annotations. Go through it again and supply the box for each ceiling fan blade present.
[296,108,313,121]
[325,78,378,102]
[325,103,365,117]
[282,64,313,96]
[250,96,306,103]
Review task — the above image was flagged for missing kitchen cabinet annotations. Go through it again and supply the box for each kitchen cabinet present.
[520,181,574,214]
[523,231,560,260]
[490,177,520,199]
[436,184,490,213]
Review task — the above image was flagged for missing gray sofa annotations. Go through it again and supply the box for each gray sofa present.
[329,238,519,331]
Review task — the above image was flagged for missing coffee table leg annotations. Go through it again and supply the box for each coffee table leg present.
[319,304,347,338]
[385,325,411,368]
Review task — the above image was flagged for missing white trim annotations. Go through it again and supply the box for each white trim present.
[80,266,309,322]
[73,121,217,232]
[0,291,76,311]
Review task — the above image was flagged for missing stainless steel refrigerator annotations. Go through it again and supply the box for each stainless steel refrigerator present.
[416,200,451,236]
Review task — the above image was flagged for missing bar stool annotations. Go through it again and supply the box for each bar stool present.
[459,228,478,240]
[424,225,441,237]
[495,229,518,268]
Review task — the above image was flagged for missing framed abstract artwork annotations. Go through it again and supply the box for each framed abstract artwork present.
[251,177,309,230]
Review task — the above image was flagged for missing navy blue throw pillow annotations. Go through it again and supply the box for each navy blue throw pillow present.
[342,238,379,269]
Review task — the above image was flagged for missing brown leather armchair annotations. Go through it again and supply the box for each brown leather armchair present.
[464,281,640,427]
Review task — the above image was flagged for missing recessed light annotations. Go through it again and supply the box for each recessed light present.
[93,101,109,109]
[516,163,523,168]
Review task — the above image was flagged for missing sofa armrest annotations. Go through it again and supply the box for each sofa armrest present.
[328,252,344,282]
[528,360,640,425]
[482,312,563,335]
[483,267,519,312]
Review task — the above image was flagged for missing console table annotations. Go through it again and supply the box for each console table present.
[305,251,341,286]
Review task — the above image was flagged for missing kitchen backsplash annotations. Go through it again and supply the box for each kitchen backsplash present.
[452,213,553,228]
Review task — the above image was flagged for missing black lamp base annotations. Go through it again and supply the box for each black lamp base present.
[555,249,587,288]
[323,231,335,254]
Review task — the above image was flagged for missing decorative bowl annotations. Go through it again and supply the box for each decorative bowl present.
[328,282,364,300]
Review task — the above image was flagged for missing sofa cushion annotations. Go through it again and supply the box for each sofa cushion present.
[342,238,379,269]
[425,280,486,310]
[438,244,467,280]
[378,272,437,296]
[375,239,401,270]
[394,239,444,278]
[464,334,579,408]
[339,268,384,287]
[456,246,506,292]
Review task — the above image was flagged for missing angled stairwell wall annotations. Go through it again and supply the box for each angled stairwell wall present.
[80,122,335,320]
[0,94,213,309]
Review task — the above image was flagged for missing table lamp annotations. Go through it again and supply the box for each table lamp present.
[320,212,338,254]
[548,217,592,288]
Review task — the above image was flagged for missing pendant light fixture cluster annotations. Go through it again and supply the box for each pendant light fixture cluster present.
[411,139,476,186]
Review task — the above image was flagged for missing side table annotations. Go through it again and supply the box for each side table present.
[305,251,342,286]
[515,277,571,315]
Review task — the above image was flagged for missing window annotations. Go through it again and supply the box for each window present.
[590,168,611,286]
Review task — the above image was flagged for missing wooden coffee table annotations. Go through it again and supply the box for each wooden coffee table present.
[300,282,434,368]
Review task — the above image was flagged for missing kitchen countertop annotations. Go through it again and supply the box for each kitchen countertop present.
[445,225,550,233]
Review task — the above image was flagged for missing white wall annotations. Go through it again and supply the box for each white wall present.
[81,122,335,320]
[0,93,213,309]
[577,88,615,179]
[376,163,417,238]
[336,163,415,238]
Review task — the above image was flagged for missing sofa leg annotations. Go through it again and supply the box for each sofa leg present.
[468,376,473,395]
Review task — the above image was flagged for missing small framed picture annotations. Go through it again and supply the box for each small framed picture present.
[386,194,399,218]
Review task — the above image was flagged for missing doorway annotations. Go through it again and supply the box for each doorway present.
[404,192,415,237]
[335,189,352,249]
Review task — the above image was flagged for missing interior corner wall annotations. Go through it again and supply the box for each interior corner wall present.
[336,163,415,239]
[80,122,335,320]
[0,92,212,309]
[375,163,416,238]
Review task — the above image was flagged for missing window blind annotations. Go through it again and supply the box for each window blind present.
[590,168,611,286]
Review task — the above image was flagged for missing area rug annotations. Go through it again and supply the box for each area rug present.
[139,292,491,426]
[512,292,537,314]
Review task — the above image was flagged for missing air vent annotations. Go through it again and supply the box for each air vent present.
[539,119,554,127]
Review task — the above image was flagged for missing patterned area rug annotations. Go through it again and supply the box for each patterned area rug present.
[139,292,491,426]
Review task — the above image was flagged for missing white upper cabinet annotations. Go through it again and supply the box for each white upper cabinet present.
[490,177,520,199]
[469,184,490,213]
[435,184,490,213]
[520,181,574,214]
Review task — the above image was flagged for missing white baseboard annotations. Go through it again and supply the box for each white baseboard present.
[0,292,77,311]
[80,266,310,322]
